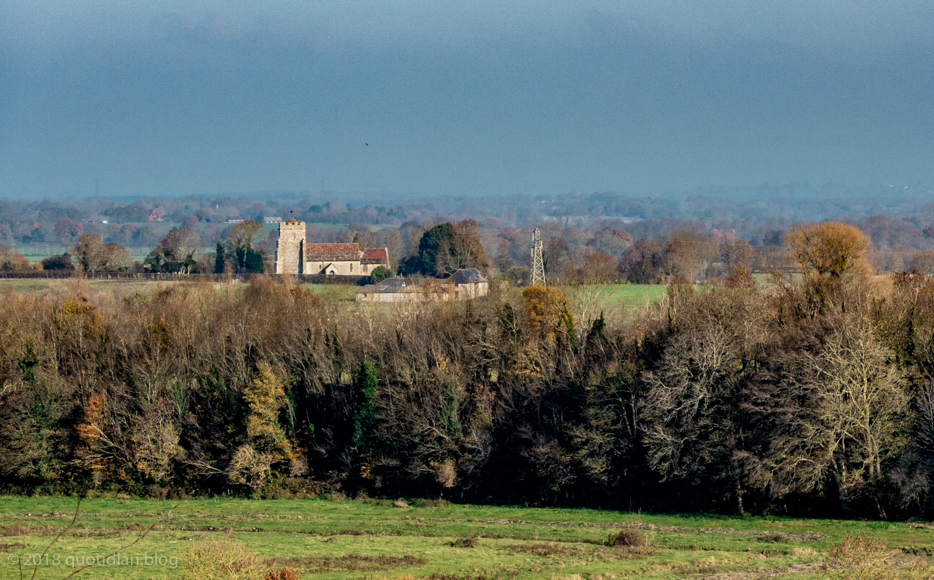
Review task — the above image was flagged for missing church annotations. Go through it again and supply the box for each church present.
[275,219,389,275]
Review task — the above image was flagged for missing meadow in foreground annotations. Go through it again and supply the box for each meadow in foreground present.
[0,496,931,580]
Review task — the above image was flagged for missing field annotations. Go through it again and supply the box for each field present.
[0,278,669,309]
[599,284,670,308]
[0,496,930,580]
[0,278,185,297]
[0,279,361,301]
[15,245,156,263]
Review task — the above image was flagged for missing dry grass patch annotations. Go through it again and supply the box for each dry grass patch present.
[0,542,27,551]
[183,538,265,580]
[825,534,934,580]
[267,554,428,573]
[502,540,654,561]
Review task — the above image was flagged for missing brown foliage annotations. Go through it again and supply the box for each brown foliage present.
[784,221,873,278]
[264,567,301,580]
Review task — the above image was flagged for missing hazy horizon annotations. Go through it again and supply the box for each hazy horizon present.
[2,1,933,199]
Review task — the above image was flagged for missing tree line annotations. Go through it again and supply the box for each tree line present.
[8,187,934,280]
[1,222,933,518]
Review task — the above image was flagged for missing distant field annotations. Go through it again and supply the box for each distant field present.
[15,245,154,263]
[0,279,364,301]
[0,279,668,308]
[299,283,360,301]
[0,278,186,297]
[0,495,928,580]
[601,284,669,308]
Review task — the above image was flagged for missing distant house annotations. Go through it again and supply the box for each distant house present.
[263,216,283,224]
[449,268,489,300]
[227,218,245,224]
[356,269,489,303]
[274,219,389,275]
[148,210,162,222]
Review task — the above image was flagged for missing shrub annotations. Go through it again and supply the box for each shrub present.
[448,537,479,548]
[370,266,392,283]
[264,567,301,580]
[41,253,75,270]
[183,538,264,580]
[826,535,891,580]
[757,532,787,543]
[607,529,652,548]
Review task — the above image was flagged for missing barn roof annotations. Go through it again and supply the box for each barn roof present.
[305,243,361,261]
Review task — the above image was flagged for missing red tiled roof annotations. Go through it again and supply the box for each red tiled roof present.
[361,247,388,264]
[305,243,361,261]
[286,218,300,225]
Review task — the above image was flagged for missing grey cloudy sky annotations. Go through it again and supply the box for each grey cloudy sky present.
[2,1,933,198]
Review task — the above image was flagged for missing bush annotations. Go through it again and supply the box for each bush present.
[41,253,74,271]
[183,539,264,580]
[264,567,301,580]
[370,266,392,283]
[826,535,890,580]
[607,529,653,548]
[448,537,479,548]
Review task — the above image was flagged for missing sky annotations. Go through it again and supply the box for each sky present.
[1,1,933,199]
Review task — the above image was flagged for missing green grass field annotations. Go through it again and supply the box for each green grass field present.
[600,284,670,308]
[14,245,155,263]
[0,496,929,580]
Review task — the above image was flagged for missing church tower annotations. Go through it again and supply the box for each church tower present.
[275,219,305,274]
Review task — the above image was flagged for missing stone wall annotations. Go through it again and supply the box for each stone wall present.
[275,221,305,274]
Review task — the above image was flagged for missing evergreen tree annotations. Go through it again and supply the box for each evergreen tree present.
[353,361,379,451]
[214,242,226,274]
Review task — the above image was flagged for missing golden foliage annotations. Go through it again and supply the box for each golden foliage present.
[784,221,873,278]
[244,363,285,442]
[522,285,574,343]
[228,362,297,489]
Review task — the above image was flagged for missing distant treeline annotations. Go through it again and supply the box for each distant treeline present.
[6,188,934,282]
[1,224,933,519]
[0,271,372,285]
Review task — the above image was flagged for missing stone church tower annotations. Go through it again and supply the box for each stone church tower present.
[275,218,305,274]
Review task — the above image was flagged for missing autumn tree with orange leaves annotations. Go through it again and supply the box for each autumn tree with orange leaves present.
[784,222,873,278]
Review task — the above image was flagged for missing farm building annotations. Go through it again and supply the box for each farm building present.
[356,269,489,303]
[275,219,389,275]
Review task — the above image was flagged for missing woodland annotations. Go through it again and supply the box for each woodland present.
[1,219,933,521]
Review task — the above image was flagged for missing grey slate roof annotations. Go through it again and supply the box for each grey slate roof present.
[449,269,487,284]
[366,277,409,293]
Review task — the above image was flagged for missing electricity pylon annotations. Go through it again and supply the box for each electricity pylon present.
[530,228,546,286]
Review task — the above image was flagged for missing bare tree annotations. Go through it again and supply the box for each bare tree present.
[744,319,907,514]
